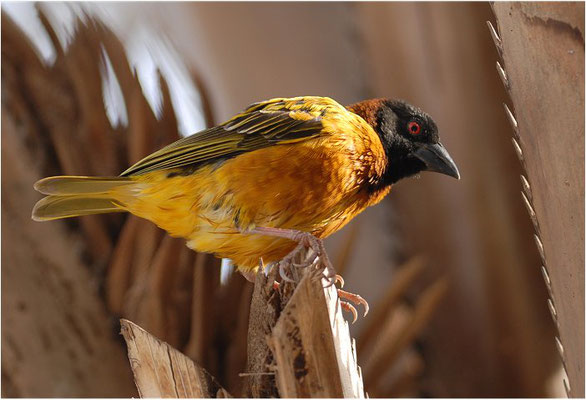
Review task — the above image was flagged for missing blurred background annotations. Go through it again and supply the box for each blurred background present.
[2,2,582,398]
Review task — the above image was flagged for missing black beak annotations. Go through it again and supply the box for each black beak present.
[413,142,460,179]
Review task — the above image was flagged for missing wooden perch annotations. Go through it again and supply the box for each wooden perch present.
[120,319,231,398]
[122,263,367,398]
[269,269,365,398]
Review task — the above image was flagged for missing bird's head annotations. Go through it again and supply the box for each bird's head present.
[349,99,460,186]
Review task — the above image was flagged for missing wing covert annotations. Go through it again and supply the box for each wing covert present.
[120,96,340,176]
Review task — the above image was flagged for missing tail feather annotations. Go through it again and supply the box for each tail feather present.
[32,195,125,221]
[32,176,133,221]
[34,176,132,195]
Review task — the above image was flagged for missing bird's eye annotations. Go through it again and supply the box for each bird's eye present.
[408,121,421,135]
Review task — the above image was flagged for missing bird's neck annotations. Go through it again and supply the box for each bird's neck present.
[346,98,386,127]
[347,99,391,193]
[347,99,424,191]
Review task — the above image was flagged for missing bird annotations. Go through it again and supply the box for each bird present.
[32,96,459,321]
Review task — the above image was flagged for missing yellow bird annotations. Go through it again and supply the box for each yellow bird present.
[33,96,459,319]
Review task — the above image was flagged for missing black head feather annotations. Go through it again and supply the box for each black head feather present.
[374,100,441,185]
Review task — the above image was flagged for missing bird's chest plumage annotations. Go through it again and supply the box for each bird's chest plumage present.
[197,131,387,234]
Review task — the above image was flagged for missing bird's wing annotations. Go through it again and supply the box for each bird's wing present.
[121,96,345,176]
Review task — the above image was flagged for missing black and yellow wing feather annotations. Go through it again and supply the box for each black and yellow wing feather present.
[121,96,344,176]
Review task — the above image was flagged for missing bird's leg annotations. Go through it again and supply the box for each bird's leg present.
[248,226,337,285]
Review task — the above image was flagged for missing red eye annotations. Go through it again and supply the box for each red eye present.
[408,121,421,135]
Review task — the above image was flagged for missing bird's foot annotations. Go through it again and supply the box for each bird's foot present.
[244,227,368,323]
[248,227,337,286]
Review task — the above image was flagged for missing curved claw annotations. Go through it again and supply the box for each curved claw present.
[338,289,370,317]
[335,274,345,288]
[279,262,295,283]
[340,301,358,324]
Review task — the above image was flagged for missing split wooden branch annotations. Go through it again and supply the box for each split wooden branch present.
[269,269,365,398]
[120,319,231,398]
[122,263,367,398]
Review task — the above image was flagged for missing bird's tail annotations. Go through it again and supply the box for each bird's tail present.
[32,176,135,221]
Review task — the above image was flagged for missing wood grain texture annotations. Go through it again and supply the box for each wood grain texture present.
[492,3,584,397]
[269,270,365,398]
[121,319,231,398]
[242,267,280,398]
